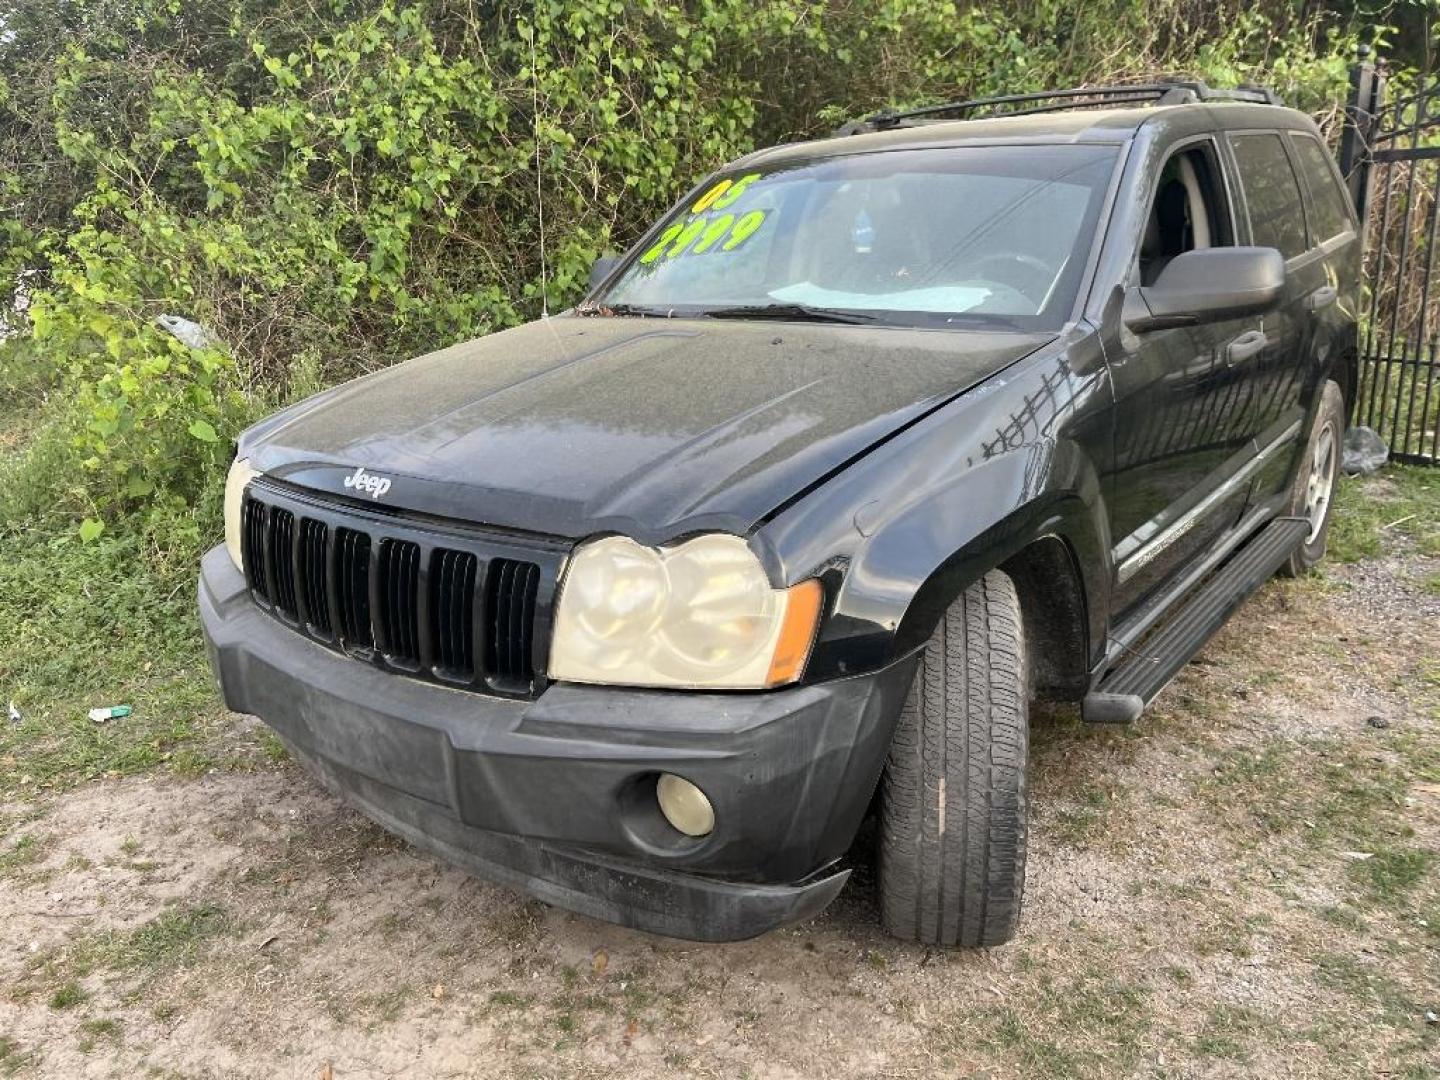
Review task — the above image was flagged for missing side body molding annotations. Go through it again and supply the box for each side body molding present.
[757,333,1116,683]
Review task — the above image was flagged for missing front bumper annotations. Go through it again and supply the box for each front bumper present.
[199,545,916,941]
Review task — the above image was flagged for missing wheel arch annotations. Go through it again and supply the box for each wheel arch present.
[892,524,1093,703]
[1331,342,1360,425]
[1001,535,1091,701]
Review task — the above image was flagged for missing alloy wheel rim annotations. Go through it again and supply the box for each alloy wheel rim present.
[1304,423,1337,544]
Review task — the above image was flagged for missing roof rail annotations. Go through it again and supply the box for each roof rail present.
[833,79,1282,136]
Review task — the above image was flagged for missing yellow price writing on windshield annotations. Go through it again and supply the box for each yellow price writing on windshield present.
[638,208,769,265]
[692,172,761,213]
[723,210,766,250]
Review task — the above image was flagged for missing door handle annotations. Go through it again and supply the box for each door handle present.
[1226,330,1267,366]
[1305,285,1338,311]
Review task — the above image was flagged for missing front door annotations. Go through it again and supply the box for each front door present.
[1104,138,1270,612]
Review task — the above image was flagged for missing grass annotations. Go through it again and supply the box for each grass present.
[105,903,234,971]
[0,523,229,794]
[1311,952,1422,1028]
[1049,782,1116,848]
[1199,730,1437,916]
[960,967,1153,1079]
[489,990,533,1009]
[0,834,45,876]
[24,902,236,1004]
[342,986,414,1028]
[1318,904,1369,932]
[0,1036,36,1077]
[1348,847,1436,901]
[1195,1004,1273,1063]
[1327,465,1440,562]
[77,1017,122,1053]
[48,981,88,1010]
[257,730,289,764]
[78,1018,121,1040]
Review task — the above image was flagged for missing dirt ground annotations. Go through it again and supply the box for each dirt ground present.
[2,495,1437,1077]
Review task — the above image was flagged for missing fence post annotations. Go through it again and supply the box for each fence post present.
[1338,46,1385,228]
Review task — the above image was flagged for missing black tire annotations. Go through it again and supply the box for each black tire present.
[878,569,1028,948]
[1279,379,1345,577]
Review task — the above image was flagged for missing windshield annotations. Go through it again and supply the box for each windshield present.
[594,144,1118,331]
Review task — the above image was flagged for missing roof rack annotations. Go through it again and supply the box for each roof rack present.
[833,79,1282,136]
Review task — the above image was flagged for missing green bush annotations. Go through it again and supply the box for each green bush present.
[0,0,1382,543]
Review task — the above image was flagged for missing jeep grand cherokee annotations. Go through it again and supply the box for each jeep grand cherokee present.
[200,80,1359,946]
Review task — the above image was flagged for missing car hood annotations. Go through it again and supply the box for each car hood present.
[241,315,1052,542]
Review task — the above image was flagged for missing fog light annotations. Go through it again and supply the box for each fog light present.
[656,773,714,838]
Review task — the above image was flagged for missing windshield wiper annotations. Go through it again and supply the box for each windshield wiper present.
[575,302,677,318]
[699,303,877,325]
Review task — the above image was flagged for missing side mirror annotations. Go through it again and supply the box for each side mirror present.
[1124,246,1285,332]
[588,254,621,292]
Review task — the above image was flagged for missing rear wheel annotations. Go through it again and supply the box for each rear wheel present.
[1280,379,1345,577]
[878,569,1028,947]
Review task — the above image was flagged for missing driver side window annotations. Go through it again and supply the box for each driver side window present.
[1138,144,1232,286]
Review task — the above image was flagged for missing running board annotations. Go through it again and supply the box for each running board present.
[1081,517,1309,724]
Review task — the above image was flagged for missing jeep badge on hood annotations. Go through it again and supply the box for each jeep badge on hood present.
[343,465,392,499]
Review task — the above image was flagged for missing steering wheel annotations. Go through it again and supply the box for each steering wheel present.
[968,253,1054,305]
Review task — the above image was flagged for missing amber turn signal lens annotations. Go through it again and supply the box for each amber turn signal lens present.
[765,579,824,687]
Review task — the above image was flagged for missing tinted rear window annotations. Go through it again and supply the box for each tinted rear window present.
[1231,133,1308,258]
[1290,134,1355,243]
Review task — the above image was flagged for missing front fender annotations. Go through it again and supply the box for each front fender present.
[878,449,1108,660]
[759,339,1114,682]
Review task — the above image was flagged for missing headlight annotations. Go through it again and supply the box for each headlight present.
[550,534,823,689]
[223,457,261,570]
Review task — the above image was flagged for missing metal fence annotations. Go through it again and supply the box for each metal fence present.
[1340,53,1440,464]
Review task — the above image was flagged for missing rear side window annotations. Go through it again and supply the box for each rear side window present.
[1230,133,1308,258]
[1289,134,1355,243]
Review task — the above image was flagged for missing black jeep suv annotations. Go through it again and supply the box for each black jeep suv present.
[200,81,1359,946]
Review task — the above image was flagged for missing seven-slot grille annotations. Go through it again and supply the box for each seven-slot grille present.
[240,483,555,696]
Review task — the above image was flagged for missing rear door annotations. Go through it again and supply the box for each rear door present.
[1222,131,1318,497]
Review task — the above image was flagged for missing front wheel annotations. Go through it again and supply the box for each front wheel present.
[878,569,1028,948]
[1280,379,1345,577]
